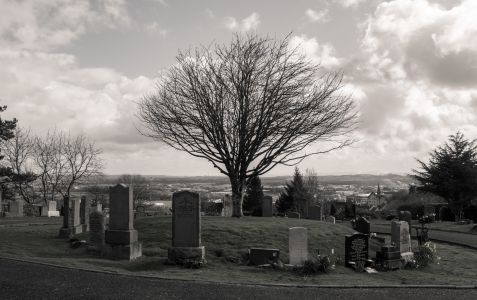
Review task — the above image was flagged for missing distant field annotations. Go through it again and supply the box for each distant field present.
[1,216,475,286]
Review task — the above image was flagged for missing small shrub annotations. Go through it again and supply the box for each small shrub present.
[296,253,334,275]
[405,242,440,269]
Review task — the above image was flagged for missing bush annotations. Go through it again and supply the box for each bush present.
[464,205,477,223]
[296,253,334,275]
[405,242,440,269]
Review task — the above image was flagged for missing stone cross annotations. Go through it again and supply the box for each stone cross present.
[289,227,308,266]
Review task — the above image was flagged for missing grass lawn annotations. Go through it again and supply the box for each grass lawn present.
[372,219,477,234]
[1,216,476,286]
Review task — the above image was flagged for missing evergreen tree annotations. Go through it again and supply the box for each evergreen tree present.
[412,132,477,220]
[276,167,310,214]
[243,175,264,216]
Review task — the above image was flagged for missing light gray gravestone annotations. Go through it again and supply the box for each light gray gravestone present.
[289,227,308,265]
[103,184,142,260]
[391,220,412,254]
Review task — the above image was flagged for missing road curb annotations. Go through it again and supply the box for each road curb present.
[1,256,476,290]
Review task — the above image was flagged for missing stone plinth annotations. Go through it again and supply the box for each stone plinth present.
[289,227,308,266]
[168,191,205,265]
[104,184,141,260]
[262,195,273,217]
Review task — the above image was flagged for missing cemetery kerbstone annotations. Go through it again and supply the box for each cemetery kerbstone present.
[308,205,322,221]
[355,216,370,235]
[103,184,142,260]
[391,220,412,254]
[59,197,82,238]
[262,195,273,217]
[289,227,308,266]
[249,248,280,265]
[345,233,369,269]
[168,191,205,265]
[88,211,105,253]
[80,196,90,232]
[287,212,300,219]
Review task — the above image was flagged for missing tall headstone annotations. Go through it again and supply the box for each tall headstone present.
[168,191,205,265]
[59,196,82,238]
[355,216,371,235]
[289,227,308,265]
[222,194,233,217]
[88,211,105,253]
[391,220,412,254]
[262,195,273,217]
[345,233,369,269]
[103,184,142,260]
[80,196,90,232]
[308,205,322,220]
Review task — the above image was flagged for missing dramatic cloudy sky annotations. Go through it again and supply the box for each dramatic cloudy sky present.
[1,0,477,176]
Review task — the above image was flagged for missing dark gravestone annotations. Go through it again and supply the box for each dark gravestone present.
[375,245,401,271]
[398,210,412,229]
[262,195,273,217]
[80,196,90,232]
[249,248,280,265]
[345,233,369,268]
[287,212,300,219]
[168,191,205,265]
[88,211,105,253]
[104,184,142,260]
[308,205,322,220]
[355,216,370,235]
[59,196,82,238]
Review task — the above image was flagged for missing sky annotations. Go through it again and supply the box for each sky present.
[1,0,477,176]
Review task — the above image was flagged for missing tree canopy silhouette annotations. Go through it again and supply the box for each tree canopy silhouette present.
[139,34,356,217]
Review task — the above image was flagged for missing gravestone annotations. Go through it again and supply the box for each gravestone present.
[287,212,300,219]
[95,203,103,212]
[391,220,412,254]
[262,195,273,217]
[168,191,205,265]
[88,211,105,253]
[249,248,280,265]
[398,211,412,229]
[59,197,82,238]
[80,196,90,232]
[289,227,308,265]
[355,216,370,235]
[42,201,59,217]
[308,205,322,221]
[222,194,233,217]
[8,200,24,217]
[103,184,142,260]
[375,245,401,271]
[345,233,369,269]
[325,215,335,224]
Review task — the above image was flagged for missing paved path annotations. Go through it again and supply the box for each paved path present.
[1,259,476,300]
[371,224,477,249]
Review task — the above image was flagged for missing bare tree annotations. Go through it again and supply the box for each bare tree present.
[57,133,104,199]
[1,127,37,204]
[33,130,66,205]
[139,34,356,217]
[117,174,150,207]
[304,168,320,204]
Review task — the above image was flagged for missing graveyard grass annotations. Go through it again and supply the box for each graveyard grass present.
[1,216,477,286]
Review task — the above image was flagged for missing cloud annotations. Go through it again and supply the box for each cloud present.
[225,12,260,32]
[289,35,341,69]
[305,8,330,23]
[145,22,168,37]
[335,0,367,8]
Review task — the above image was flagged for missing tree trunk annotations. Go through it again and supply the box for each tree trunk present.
[230,177,245,218]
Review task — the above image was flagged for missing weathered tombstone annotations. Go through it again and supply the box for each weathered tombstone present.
[287,212,300,219]
[59,197,82,238]
[345,233,369,269]
[8,200,24,217]
[289,227,308,265]
[391,220,412,254]
[103,184,142,260]
[95,203,103,212]
[249,248,280,265]
[398,211,412,229]
[168,191,205,265]
[262,195,273,217]
[222,194,233,217]
[80,196,90,232]
[355,216,370,235]
[325,215,335,224]
[42,201,59,217]
[308,205,322,221]
[88,211,105,253]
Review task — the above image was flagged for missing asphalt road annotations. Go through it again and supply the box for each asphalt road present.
[371,224,477,249]
[1,258,476,300]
